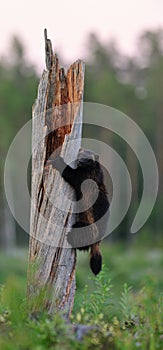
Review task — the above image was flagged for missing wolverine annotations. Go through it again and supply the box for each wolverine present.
[50,148,110,275]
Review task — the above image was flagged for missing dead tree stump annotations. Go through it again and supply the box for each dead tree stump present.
[27,30,85,318]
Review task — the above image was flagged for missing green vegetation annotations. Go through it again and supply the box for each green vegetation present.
[1,237,163,349]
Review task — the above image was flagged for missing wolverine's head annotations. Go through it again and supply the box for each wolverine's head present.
[77,148,99,167]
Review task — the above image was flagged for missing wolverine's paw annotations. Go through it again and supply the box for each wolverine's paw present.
[90,253,102,275]
[51,156,64,170]
[47,156,65,172]
[67,223,92,248]
[67,229,83,248]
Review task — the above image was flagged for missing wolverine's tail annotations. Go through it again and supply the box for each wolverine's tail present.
[90,243,102,275]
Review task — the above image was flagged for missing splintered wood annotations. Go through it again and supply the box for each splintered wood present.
[27,29,85,318]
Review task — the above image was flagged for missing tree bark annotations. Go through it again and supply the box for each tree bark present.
[27,29,85,318]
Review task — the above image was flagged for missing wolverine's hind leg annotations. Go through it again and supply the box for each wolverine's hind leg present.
[67,222,90,250]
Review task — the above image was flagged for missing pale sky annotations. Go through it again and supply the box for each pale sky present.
[0,0,163,70]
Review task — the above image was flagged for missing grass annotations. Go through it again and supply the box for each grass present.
[0,233,163,349]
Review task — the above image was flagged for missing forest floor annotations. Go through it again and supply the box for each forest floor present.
[0,233,163,349]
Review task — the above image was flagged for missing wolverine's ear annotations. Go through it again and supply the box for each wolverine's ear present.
[95,154,99,162]
[78,147,85,154]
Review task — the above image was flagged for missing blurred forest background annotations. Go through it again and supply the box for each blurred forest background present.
[0,27,162,252]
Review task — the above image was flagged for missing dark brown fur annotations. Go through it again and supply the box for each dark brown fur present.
[51,149,110,275]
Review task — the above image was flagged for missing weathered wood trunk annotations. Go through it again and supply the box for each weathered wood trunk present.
[27,30,85,318]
